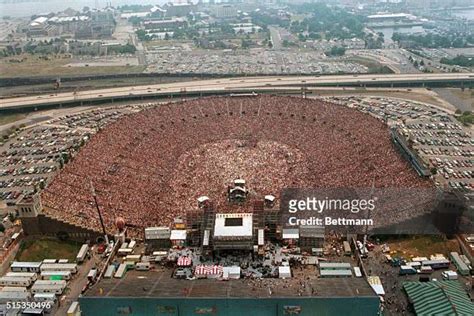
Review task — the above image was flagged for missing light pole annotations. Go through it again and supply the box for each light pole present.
[90,181,109,244]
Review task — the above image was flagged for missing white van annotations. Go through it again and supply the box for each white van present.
[442,271,458,280]
[135,262,151,271]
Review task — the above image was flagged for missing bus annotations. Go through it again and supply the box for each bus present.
[40,263,78,274]
[399,266,417,275]
[10,262,42,273]
[76,244,89,263]
[421,259,450,269]
[450,252,470,276]
[343,241,351,256]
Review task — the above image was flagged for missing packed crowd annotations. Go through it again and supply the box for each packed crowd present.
[41,96,433,238]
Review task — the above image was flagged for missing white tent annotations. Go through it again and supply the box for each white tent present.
[367,276,385,296]
[223,266,241,279]
[278,266,291,279]
[170,230,187,240]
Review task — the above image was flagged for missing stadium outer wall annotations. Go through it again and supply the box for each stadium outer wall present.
[79,296,380,316]
[21,213,104,243]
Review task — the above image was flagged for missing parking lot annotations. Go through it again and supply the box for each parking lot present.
[327,95,473,191]
[0,105,148,208]
[145,49,368,75]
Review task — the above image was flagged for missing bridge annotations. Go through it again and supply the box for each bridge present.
[1,73,473,112]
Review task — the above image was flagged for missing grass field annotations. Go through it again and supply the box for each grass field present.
[16,238,82,262]
[0,55,145,78]
[385,235,459,258]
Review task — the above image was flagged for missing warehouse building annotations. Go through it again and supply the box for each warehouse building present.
[80,269,380,316]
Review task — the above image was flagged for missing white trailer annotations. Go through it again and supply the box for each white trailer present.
[31,280,67,295]
[114,263,127,278]
[76,244,89,263]
[104,265,116,278]
[117,248,133,256]
[10,261,42,273]
[353,266,362,278]
[1,286,28,293]
[127,240,136,250]
[0,276,33,287]
[33,292,56,302]
[5,272,38,282]
[0,291,30,304]
[40,263,78,274]
[67,301,81,316]
[41,271,72,280]
[124,255,141,263]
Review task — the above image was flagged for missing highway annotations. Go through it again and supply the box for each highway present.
[1,73,473,111]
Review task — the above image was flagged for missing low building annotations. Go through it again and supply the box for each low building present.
[143,18,187,30]
[403,281,473,315]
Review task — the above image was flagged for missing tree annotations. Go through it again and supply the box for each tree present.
[241,39,251,49]
[0,223,5,233]
[326,46,346,56]
[136,29,148,41]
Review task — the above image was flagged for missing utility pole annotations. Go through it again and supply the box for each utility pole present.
[90,181,109,244]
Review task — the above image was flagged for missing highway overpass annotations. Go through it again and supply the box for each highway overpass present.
[1,73,473,112]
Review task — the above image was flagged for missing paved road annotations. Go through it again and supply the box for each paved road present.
[268,26,282,49]
[55,250,100,315]
[1,73,473,111]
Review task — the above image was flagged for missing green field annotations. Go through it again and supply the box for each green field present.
[16,238,82,262]
[384,235,459,257]
[0,113,27,126]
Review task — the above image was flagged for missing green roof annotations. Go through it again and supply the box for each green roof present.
[403,281,474,316]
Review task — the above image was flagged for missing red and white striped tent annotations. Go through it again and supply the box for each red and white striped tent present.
[194,265,223,278]
[177,256,192,266]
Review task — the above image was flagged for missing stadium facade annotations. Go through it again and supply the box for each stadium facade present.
[79,296,380,316]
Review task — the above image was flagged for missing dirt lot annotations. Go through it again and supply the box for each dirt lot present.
[16,238,82,261]
[450,88,474,101]
[308,87,457,112]
[0,113,27,126]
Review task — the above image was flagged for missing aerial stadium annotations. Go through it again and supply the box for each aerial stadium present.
[30,95,439,240]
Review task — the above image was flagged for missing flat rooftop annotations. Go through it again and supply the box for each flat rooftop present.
[85,268,376,298]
